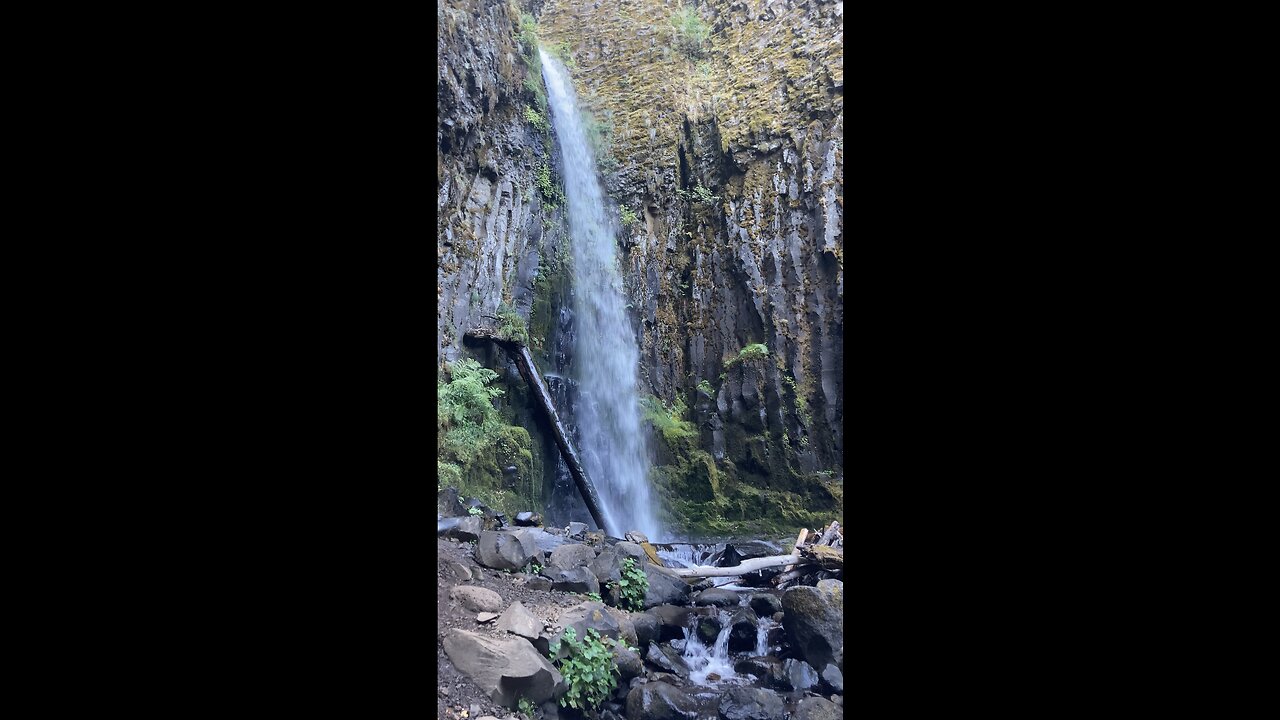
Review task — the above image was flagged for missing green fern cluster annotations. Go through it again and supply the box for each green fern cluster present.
[496,303,530,346]
[612,558,648,611]
[640,394,695,443]
[619,206,639,228]
[549,627,618,712]
[724,343,768,368]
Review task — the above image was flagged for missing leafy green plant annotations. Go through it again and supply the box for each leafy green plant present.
[549,627,618,712]
[724,343,769,368]
[640,394,695,443]
[517,697,536,718]
[530,563,543,575]
[467,506,484,516]
[585,591,602,602]
[670,5,711,58]
[612,558,648,611]
[619,206,639,228]
[524,105,550,134]
[697,379,715,397]
[692,183,719,205]
[496,303,530,345]
[517,13,547,112]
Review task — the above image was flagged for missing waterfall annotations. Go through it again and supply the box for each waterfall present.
[540,50,660,541]
[682,611,737,686]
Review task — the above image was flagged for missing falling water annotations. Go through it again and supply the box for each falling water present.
[540,50,660,541]
[682,612,738,686]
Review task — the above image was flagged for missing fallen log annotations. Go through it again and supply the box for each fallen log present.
[818,521,840,546]
[463,328,612,536]
[667,553,803,578]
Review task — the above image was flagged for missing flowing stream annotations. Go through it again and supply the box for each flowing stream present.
[540,50,660,541]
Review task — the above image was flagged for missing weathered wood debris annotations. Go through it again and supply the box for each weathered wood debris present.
[667,521,843,589]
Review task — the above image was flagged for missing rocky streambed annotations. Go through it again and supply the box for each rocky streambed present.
[437,522,843,720]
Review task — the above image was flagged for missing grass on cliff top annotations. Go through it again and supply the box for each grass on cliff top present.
[724,343,768,368]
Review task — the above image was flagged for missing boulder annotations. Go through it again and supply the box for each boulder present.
[477,612,499,623]
[648,605,715,641]
[548,543,598,570]
[792,697,840,720]
[783,659,819,692]
[645,641,690,679]
[642,564,692,608]
[697,615,722,643]
[748,594,782,616]
[815,579,843,606]
[568,521,588,537]
[439,515,483,542]
[693,588,741,607]
[632,612,660,646]
[476,530,536,571]
[442,629,563,707]
[590,547,626,585]
[443,561,473,582]
[727,607,759,653]
[526,576,553,591]
[615,541,649,563]
[820,663,843,694]
[515,511,542,527]
[716,686,786,720]
[781,586,843,671]
[625,681,699,720]
[611,643,644,681]
[602,605,639,647]
[734,657,787,690]
[450,585,503,613]
[513,527,567,555]
[558,601,623,648]
[624,531,649,544]
[545,566,600,595]
[497,600,540,641]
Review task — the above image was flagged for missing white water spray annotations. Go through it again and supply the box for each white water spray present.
[540,50,660,540]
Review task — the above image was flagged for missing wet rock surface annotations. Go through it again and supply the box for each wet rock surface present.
[626,680,700,720]
[781,585,843,671]
[717,686,787,720]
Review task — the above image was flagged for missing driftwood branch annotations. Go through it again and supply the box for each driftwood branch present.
[463,328,612,536]
[667,553,801,578]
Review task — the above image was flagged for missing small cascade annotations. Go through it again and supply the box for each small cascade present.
[682,610,739,686]
[752,616,774,656]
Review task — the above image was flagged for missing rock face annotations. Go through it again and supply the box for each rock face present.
[631,612,660,645]
[626,681,699,720]
[436,0,843,536]
[781,585,843,671]
[548,542,598,570]
[717,686,786,720]
[645,641,691,679]
[450,585,504,613]
[611,643,644,681]
[442,629,563,708]
[476,530,536,571]
[439,515,483,542]
[734,657,787,690]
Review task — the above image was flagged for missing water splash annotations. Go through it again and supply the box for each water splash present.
[540,50,660,541]
[682,611,738,686]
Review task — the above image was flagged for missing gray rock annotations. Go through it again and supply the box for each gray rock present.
[716,686,786,720]
[512,527,566,555]
[748,593,782,616]
[781,585,843,671]
[642,564,692,608]
[783,658,819,692]
[615,541,649,563]
[497,600,540,640]
[697,615,722,643]
[545,566,600,595]
[477,612,499,623]
[476,530,536,571]
[526,576,553,591]
[815,579,843,605]
[771,612,784,623]
[439,515,483,542]
[645,641,690,679]
[444,561,473,582]
[693,588,741,607]
[625,531,649,543]
[626,681,698,720]
[450,585,503,613]
[647,604,714,641]
[548,542,597,570]
[727,607,759,653]
[734,657,787,690]
[632,612,660,646]
[792,697,840,720]
[820,663,843,694]
[568,521,588,537]
[557,601,623,648]
[442,629,563,707]
[602,605,639,647]
[515,511,542,526]
[590,546,626,585]
[611,643,644,681]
